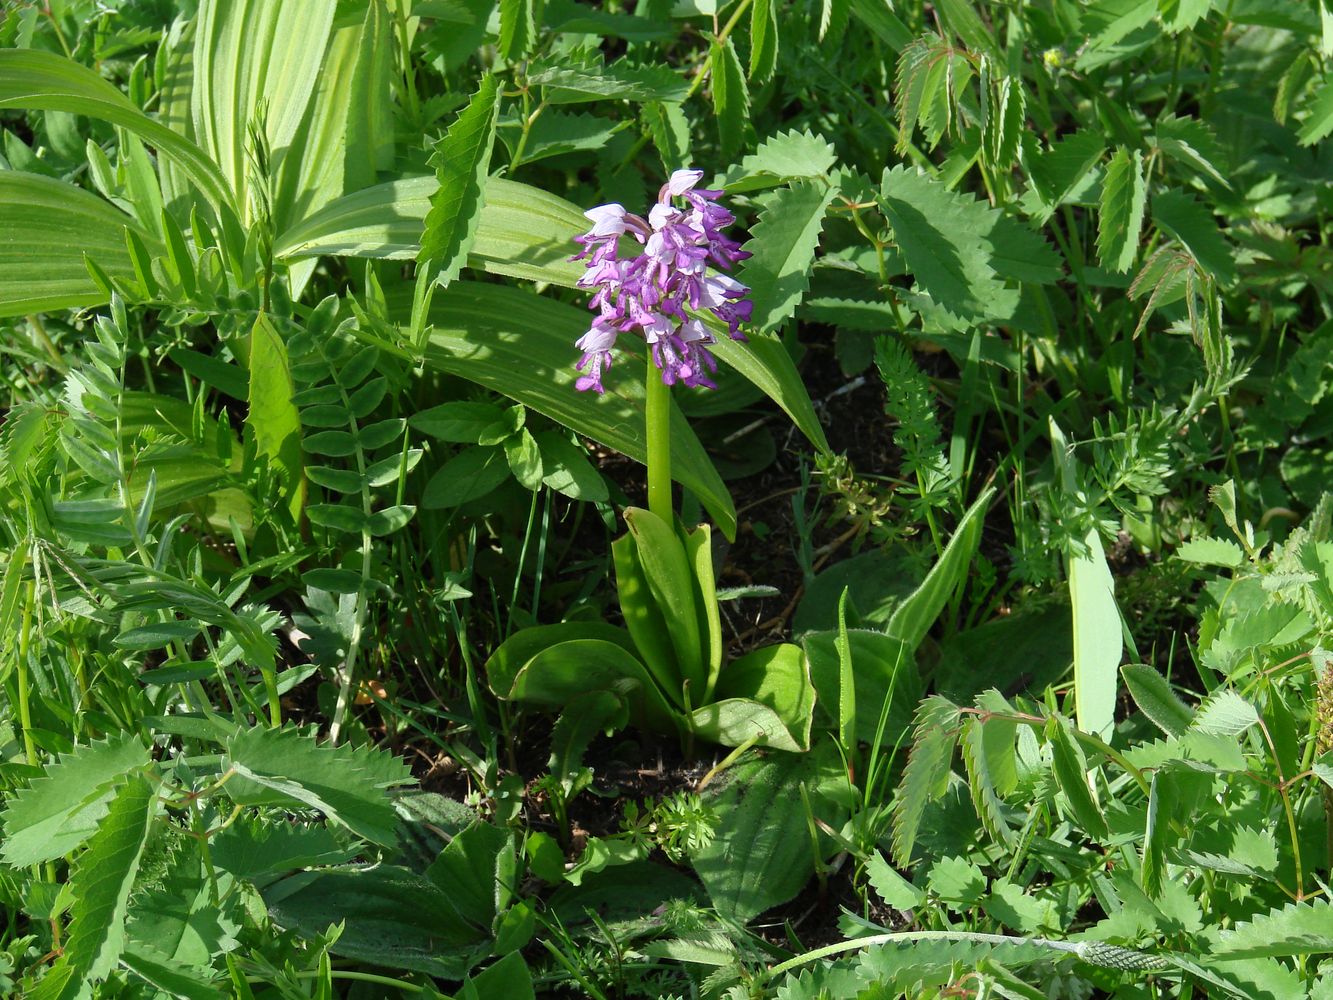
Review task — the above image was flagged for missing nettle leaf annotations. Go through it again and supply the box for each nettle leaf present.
[418,74,503,289]
[1097,147,1147,273]
[739,180,837,333]
[1189,688,1258,737]
[891,695,961,865]
[1,733,149,867]
[723,129,839,192]
[224,726,414,847]
[749,0,778,82]
[1298,71,1333,146]
[879,165,1014,323]
[710,37,748,159]
[30,775,157,1000]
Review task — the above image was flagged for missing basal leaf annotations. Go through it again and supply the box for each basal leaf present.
[247,313,304,524]
[739,180,836,333]
[0,171,159,318]
[1097,147,1147,273]
[1,733,149,867]
[418,74,503,289]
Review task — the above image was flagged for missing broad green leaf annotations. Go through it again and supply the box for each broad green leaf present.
[1045,717,1109,840]
[410,401,506,443]
[426,820,512,929]
[1028,129,1105,218]
[887,488,993,649]
[0,49,232,209]
[683,522,724,696]
[458,952,535,1000]
[879,165,1014,323]
[739,179,836,332]
[0,171,158,318]
[613,530,686,700]
[264,865,484,978]
[1,734,149,867]
[224,726,413,846]
[500,109,629,166]
[803,629,920,744]
[534,430,609,502]
[191,0,336,207]
[1097,147,1147,273]
[705,642,816,751]
[961,692,1018,848]
[710,37,748,159]
[422,445,511,509]
[691,742,846,922]
[891,695,961,864]
[119,945,226,1000]
[418,74,503,289]
[749,0,778,81]
[411,282,737,538]
[1121,663,1194,737]
[247,314,304,523]
[1153,115,1228,187]
[548,691,629,793]
[866,852,926,910]
[1069,527,1121,740]
[31,776,157,1000]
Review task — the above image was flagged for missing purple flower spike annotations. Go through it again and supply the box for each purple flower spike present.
[569,168,752,393]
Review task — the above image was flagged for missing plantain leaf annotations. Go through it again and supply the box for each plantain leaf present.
[0,49,232,209]
[0,171,159,318]
[418,74,503,288]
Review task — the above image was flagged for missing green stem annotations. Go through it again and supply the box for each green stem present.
[17,579,37,767]
[645,363,673,522]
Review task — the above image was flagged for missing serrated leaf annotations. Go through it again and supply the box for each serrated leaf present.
[982,73,1024,171]
[1189,688,1258,737]
[1097,147,1147,273]
[1,734,149,867]
[529,55,688,105]
[418,74,502,290]
[1298,72,1333,146]
[723,129,839,193]
[1029,129,1105,217]
[880,165,1014,323]
[642,101,690,172]
[961,693,1018,847]
[224,726,413,847]
[247,313,304,523]
[1176,536,1244,567]
[739,180,836,332]
[1153,114,1227,187]
[891,695,961,865]
[498,0,537,62]
[1083,0,1156,50]
[31,775,157,1000]
[866,852,926,910]
[1216,898,1333,958]
[710,37,748,160]
[749,0,778,81]
[1121,663,1194,737]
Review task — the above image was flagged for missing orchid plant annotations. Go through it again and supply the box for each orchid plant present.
[486,170,816,754]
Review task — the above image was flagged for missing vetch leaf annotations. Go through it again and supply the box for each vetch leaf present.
[739,179,836,333]
[418,74,503,290]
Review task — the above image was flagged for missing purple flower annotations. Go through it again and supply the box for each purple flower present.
[570,168,752,393]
